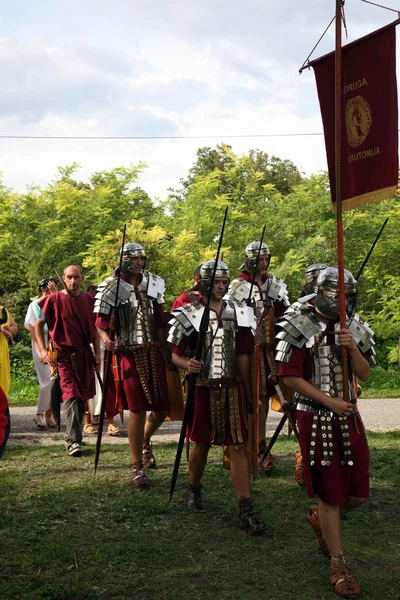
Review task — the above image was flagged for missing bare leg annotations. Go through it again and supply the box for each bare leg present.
[189,442,210,485]
[128,410,146,466]
[318,500,343,556]
[340,496,367,517]
[144,411,168,440]
[229,443,251,498]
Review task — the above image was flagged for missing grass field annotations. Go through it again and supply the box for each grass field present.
[1,434,399,600]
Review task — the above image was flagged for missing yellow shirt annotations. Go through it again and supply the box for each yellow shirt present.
[0,306,11,396]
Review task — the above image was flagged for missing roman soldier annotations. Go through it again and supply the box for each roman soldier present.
[94,242,171,488]
[168,259,265,535]
[225,241,290,471]
[276,266,375,599]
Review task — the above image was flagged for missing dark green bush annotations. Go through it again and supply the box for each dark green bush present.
[9,341,37,383]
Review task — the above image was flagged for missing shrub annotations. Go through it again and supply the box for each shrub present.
[9,341,37,383]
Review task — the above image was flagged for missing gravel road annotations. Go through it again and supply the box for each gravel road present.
[7,398,399,448]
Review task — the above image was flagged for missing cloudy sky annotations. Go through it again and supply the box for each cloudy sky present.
[0,0,398,198]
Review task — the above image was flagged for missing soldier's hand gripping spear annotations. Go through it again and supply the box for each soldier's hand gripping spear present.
[169,206,228,502]
[94,224,127,473]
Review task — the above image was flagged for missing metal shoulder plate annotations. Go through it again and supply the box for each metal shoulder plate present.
[225,278,252,304]
[145,271,165,304]
[167,302,205,345]
[348,313,376,366]
[274,302,325,363]
[93,277,133,315]
[261,275,290,307]
[230,300,256,335]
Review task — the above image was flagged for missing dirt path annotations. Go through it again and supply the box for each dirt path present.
[7,398,400,447]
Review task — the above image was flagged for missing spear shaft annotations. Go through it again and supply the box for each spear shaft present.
[94,225,127,473]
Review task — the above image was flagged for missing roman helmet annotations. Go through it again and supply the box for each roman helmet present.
[120,242,146,276]
[314,266,357,320]
[241,241,271,273]
[197,259,230,296]
[303,263,328,296]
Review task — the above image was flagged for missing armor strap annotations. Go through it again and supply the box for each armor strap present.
[117,342,164,405]
[210,387,225,444]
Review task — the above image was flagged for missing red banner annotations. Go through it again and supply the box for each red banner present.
[313,23,398,210]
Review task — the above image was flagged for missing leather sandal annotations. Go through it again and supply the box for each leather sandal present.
[307,504,331,558]
[330,554,360,599]
[83,423,98,435]
[261,452,275,472]
[142,438,157,469]
[132,466,149,489]
[34,414,47,429]
[294,450,305,487]
[107,423,121,436]
[239,497,266,535]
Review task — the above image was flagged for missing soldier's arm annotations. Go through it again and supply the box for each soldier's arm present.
[34,319,51,364]
[283,376,354,417]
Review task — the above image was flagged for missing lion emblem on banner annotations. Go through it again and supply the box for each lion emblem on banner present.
[345,96,372,148]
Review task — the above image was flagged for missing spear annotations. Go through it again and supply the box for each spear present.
[246,225,266,479]
[94,225,127,473]
[355,217,389,281]
[169,206,228,502]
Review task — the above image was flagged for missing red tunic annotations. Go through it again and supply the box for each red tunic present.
[171,290,200,311]
[95,289,169,413]
[172,301,254,446]
[278,342,369,504]
[38,291,96,402]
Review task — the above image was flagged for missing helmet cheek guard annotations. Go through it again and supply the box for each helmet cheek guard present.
[245,255,270,274]
[197,259,230,297]
[196,276,231,296]
[197,277,211,296]
[346,293,357,317]
[120,242,146,275]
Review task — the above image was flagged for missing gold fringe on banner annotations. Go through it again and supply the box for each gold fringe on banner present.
[336,185,397,211]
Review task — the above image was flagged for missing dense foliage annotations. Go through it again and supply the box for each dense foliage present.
[1,144,399,369]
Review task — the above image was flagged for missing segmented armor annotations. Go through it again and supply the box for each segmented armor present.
[168,300,256,380]
[226,275,290,346]
[168,299,256,444]
[275,300,375,466]
[94,272,165,346]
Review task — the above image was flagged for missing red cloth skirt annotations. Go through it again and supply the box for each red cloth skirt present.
[296,410,370,505]
[117,347,169,412]
[189,384,248,446]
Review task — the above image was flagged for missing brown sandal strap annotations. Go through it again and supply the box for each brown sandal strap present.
[294,451,305,487]
[307,505,331,558]
[330,557,360,599]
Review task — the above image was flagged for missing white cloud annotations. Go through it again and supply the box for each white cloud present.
[0,0,398,198]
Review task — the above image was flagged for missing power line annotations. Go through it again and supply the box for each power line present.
[0,132,324,140]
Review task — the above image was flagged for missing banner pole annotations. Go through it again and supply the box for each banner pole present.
[335,0,349,402]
